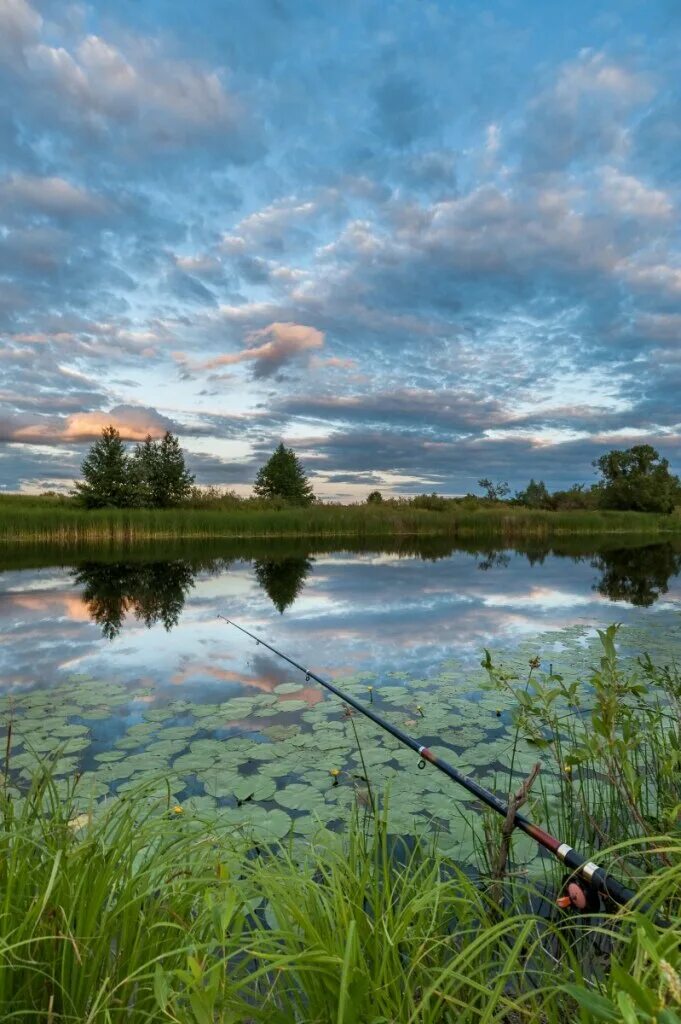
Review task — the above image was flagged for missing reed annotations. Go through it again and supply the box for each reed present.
[1,493,681,546]
[0,632,679,1021]
[0,770,678,1023]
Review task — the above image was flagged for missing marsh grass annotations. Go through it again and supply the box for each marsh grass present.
[1,637,680,1020]
[1,767,679,1024]
[1,492,681,545]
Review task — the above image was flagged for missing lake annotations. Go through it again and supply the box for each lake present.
[2,536,681,857]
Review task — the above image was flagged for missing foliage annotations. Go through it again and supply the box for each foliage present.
[551,482,601,510]
[410,491,451,511]
[131,432,195,508]
[482,625,681,857]
[3,497,681,545]
[478,477,510,501]
[74,428,194,510]
[366,489,383,504]
[595,445,681,515]
[73,426,133,509]
[0,760,678,1021]
[253,443,315,505]
[515,478,553,509]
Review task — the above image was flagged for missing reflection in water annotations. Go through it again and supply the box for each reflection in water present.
[31,536,681,638]
[253,557,314,613]
[72,560,199,640]
[591,543,681,607]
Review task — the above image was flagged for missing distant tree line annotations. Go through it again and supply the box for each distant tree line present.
[474,445,681,515]
[75,429,679,515]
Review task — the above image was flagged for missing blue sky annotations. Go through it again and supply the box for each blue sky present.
[1,0,680,497]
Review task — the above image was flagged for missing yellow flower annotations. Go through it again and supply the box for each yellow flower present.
[329,768,341,777]
[172,804,183,814]
[367,686,373,691]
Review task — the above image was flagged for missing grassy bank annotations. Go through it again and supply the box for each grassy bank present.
[1,630,679,1021]
[2,492,681,545]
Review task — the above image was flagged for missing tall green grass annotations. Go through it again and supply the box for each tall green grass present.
[1,771,678,1023]
[1,492,681,545]
[1,631,680,1021]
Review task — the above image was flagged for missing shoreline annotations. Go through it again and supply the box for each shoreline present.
[2,501,681,545]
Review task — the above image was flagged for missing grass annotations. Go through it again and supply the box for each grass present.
[1,771,678,1023]
[2,492,681,545]
[0,631,679,1021]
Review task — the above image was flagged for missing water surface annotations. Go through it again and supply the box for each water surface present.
[2,537,680,855]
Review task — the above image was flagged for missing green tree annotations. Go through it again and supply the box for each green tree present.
[478,478,510,502]
[594,445,681,514]
[366,490,383,504]
[515,479,552,509]
[253,443,314,505]
[74,426,133,508]
[132,432,194,508]
[130,435,159,508]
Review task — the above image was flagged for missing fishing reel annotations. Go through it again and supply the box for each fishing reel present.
[555,874,602,915]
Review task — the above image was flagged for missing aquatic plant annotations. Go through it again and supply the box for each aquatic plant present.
[0,767,677,1023]
[1,491,681,546]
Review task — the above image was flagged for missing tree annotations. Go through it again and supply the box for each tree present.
[74,426,133,508]
[594,445,681,514]
[478,478,510,502]
[130,435,158,508]
[515,479,552,509]
[131,432,194,508]
[366,490,383,504]
[253,443,314,505]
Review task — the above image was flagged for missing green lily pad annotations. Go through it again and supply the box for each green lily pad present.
[233,775,277,802]
[274,783,328,811]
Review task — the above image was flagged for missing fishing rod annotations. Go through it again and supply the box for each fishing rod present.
[221,616,656,918]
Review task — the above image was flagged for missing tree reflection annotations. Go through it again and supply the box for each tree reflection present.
[72,560,198,639]
[592,543,681,607]
[253,557,314,613]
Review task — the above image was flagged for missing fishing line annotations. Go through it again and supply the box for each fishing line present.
[220,616,667,922]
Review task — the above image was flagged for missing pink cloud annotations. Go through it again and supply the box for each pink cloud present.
[0,404,176,445]
[202,322,325,377]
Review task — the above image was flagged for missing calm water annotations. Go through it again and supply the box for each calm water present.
[2,537,681,699]
[1,536,680,852]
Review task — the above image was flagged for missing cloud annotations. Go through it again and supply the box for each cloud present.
[201,322,325,378]
[0,174,111,219]
[521,50,653,171]
[0,405,178,445]
[0,0,259,157]
[599,167,673,222]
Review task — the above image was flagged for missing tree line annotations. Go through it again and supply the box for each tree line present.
[474,445,681,515]
[75,429,314,508]
[75,427,680,515]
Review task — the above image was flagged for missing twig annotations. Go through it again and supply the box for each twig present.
[490,762,542,897]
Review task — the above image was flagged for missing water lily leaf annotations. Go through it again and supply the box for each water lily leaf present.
[275,699,309,714]
[227,805,293,842]
[274,783,328,811]
[274,682,303,695]
[261,724,299,741]
[233,775,277,802]
[94,750,127,763]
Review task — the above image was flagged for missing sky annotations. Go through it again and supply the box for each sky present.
[0,0,680,499]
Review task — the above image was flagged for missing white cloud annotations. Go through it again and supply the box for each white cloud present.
[599,167,673,221]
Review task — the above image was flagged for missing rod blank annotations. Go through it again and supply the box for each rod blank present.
[221,616,654,916]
